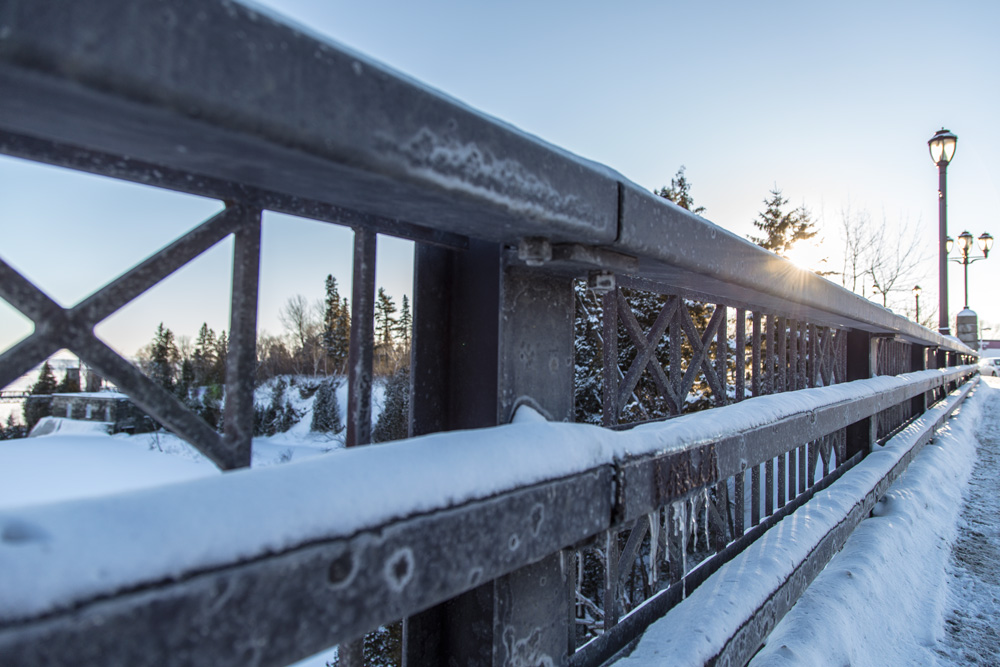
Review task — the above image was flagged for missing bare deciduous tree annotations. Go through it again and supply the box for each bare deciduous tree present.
[839,205,926,311]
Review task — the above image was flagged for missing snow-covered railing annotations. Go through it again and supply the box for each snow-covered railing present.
[0,2,980,666]
[0,366,976,665]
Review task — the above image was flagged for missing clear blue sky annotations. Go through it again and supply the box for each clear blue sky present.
[2,0,999,364]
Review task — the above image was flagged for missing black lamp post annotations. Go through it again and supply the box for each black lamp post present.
[913,285,921,323]
[946,230,994,308]
[929,128,957,334]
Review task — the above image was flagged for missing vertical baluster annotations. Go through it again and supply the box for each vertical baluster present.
[751,463,761,527]
[346,228,377,449]
[670,304,683,408]
[808,324,818,387]
[777,317,787,393]
[604,530,620,629]
[602,287,619,427]
[735,309,746,402]
[765,457,774,518]
[788,320,799,391]
[734,469,745,536]
[752,312,762,397]
[798,320,808,390]
[342,228,376,667]
[222,206,261,469]
[777,450,786,509]
[798,441,807,494]
[716,305,728,405]
[765,314,776,395]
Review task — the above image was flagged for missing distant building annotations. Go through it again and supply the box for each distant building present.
[47,392,147,432]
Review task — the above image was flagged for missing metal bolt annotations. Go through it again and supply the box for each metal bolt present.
[517,237,552,266]
[588,271,615,295]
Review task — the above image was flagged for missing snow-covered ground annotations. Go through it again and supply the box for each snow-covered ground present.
[621,376,1000,666]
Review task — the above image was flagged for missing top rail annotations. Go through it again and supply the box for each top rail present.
[0,0,973,353]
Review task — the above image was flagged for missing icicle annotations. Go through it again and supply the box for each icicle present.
[648,511,660,586]
[662,507,670,565]
[680,501,689,598]
[688,496,698,551]
[702,487,711,550]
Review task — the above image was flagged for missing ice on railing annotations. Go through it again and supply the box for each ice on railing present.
[0,368,968,622]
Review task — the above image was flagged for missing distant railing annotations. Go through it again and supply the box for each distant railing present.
[0,390,30,403]
[0,2,977,666]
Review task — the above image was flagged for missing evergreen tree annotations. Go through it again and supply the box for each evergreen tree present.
[192,323,217,386]
[1,414,27,440]
[149,323,179,391]
[30,361,58,395]
[654,166,706,215]
[23,361,58,430]
[750,187,817,257]
[337,296,350,358]
[394,295,412,347]
[322,275,350,372]
[56,369,81,393]
[177,357,195,402]
[208,330,228,386]
[310,379,343,434]
[375,288,397,346]
[373,366,409,443]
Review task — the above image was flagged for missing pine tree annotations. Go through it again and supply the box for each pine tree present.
[208,330,228,386]
[192,323,217,386]
[373,366,409,443]
[23,361,58,430]
[337,296,350,359]
[30,361,58,395]
[655,166,706,215]
[750,187,817,257]
[149,323,179,391]
[394,295,412,347]
[375,288,397,346]
[322,275,350,372]
[310,379,343,434]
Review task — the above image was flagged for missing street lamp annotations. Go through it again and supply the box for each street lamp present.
[947,230,994,308]
[929,128,957,334]
[913,285,921,323]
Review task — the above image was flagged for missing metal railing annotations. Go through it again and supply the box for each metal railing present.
[0,2,977,666]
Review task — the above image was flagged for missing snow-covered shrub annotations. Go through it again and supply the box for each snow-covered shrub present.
[310,379,343,434]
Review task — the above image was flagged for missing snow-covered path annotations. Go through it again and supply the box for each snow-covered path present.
[936,379,1000,664]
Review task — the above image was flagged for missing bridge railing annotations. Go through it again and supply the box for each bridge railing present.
[0,1,977,666]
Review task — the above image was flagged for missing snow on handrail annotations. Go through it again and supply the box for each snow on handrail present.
[0,366,973,626]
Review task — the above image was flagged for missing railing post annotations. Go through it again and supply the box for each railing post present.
[845,330,876,458]
[404,239,501,665]
[493,256,577,665]
[404,242,576,666]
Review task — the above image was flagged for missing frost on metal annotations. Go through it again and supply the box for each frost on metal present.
[385,127,593,228]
